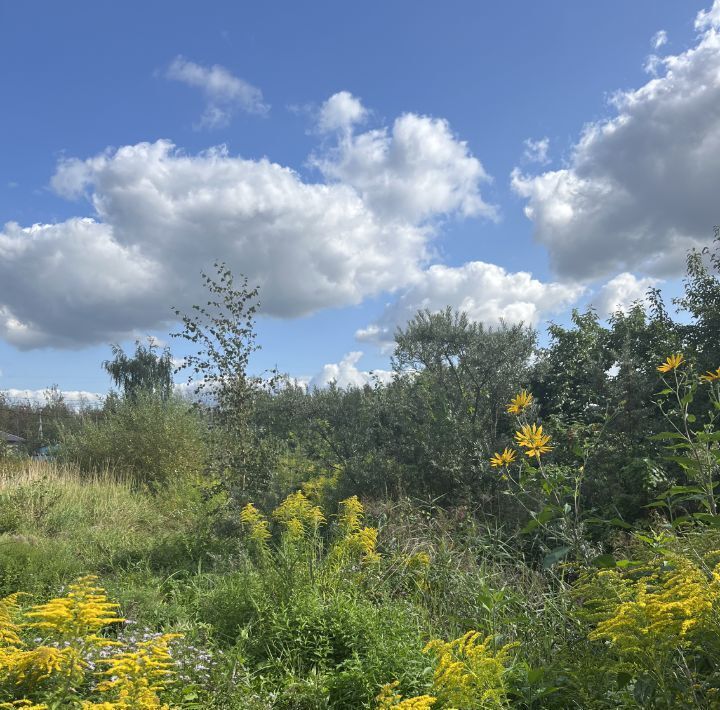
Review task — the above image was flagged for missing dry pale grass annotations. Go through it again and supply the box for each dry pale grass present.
[0,457,128,488]
[0,457,159,538]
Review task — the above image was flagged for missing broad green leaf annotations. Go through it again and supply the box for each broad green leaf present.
[592,554,616,568]
[543,546,571,569]
[649,431,687,441]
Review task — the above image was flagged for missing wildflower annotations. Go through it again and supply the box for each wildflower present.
[338,526,381,564]
[23,576,123,639]
[376,681,436,709]
[700,366,720,383]
[423,631,516,708]
[338,495,364,535]
[272,491,325,540]
[576,555,720,663]
[0,593,24,646]
[514,424,553,458]
[239,503,271,548]
[657,353,684,373]
[93,633,181,709]
[10,645,83,685]
[506,390,533,415]
[490,448,516,468]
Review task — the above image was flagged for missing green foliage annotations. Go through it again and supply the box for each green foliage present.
[103,339,173,400]
[59,393,207,489]
[171,262,283,504]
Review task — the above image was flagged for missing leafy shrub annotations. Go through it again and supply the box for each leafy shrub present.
[60,394,207,490]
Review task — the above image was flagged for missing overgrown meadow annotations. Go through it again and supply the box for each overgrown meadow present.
[0,238,719,708]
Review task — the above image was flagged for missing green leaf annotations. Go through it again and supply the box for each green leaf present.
[644,500,669,509]
[667,485,704,495]
[521,518,540,534]
[592,554,617,568]
[692,513,720,529]
[543,546,571,569]
[671,515,693,528]
[664,455,701,470]
[649,431,687,441]
[537,505,561,523]
[616,559,643,569]
[527,667,544,684]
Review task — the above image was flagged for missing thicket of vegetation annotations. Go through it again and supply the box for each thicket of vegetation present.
[0,238,719,708]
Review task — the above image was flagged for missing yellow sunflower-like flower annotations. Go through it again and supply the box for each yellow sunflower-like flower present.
[506,390,533,415]
[490,448,516,468]
[514,424,553,458]
[700,366,720,383]
[657,353,684,373]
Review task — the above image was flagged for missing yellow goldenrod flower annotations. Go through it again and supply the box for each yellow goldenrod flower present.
[94,633,180,709]
[338,495,364,535]
[23,575,123,639]
[273,491,325,540]
[332,497,381,565]
[700,366,720,382]
[423,631,516,708]
[10,645,82,685]
[506,390,533,415]
[490,448,516,468]
[514,424,553,458]
[240,503,271,549]
[577,555,719,662]
[0,593,24,647]
[376,681,436,709]
[657,353,684,373]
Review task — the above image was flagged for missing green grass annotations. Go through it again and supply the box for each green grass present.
[2,459,719,708]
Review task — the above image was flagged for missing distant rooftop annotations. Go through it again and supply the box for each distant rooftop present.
[0,430,25,444]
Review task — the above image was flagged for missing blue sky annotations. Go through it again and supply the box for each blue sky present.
[1,0,718,402]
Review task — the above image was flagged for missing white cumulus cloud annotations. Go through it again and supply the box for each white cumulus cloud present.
[165,56,268,128]
[317,91,368,133]
[356,261,584,350]
[512,2,720,282]
[592,272,660,315]
[313,102,497,223]
[308,351,393,389]
[1,95,496,349]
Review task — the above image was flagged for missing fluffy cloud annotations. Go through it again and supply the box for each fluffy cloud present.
[356,261,583,350]
[165,56,268,128]
[317,91,367,133]
[313,110,497,223]
[308,351,393,389]
[592,272,660,315]
[512,2,720,281]
[0,218,161,348]
[1,95,496,349]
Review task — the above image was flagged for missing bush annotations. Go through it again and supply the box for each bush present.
[60,394,207,489]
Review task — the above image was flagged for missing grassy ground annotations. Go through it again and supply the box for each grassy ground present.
[2,459,720,708]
